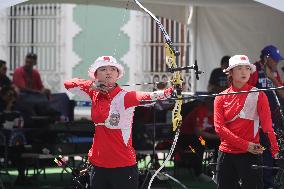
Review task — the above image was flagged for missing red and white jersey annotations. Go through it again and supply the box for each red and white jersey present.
[64,78,173,168]
[13,66,44,91]
[180,104,214,135]
[214,83,279,157]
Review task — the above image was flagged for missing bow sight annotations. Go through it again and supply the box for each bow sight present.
[168,60,204,80]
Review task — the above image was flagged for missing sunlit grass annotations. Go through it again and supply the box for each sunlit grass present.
[5,153,174,176]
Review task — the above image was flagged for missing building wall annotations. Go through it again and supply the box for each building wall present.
[72,5,130,85]
[0,9,10,69]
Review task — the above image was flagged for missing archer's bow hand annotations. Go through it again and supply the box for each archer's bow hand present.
[170,78,183,97]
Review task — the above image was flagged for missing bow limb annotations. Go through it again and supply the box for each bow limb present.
[172,100,183,131]
[165,43,183,131]
[134,0,179,57]
[134,1,186,188]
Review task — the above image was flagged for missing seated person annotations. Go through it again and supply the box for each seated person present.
[208,55,230,93]
[0,86,17,113]
[0,59,12,89]
[193,97,219,161]
[0,86,26,184]
[12,53,50,97]
[176,97,219,182]
[12,53,61,126]
[0,86,24,129]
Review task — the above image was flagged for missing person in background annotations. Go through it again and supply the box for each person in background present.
[12,53,50,96]
[12,53,56,126]
[64,55,173,189]
[249,45,284,128]
[194,97,220,161]
[248,45,284,189]
[0,60,12,89]
[0,86,17,112]
[177,97,218,182]
[0,86,26,184]
[208,55,230,93]
[214,55,279,189]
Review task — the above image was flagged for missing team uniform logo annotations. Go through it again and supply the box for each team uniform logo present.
[109,112,120,126]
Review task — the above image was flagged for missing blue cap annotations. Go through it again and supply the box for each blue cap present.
[261,45,284,62]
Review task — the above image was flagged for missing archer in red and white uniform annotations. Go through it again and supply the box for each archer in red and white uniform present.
[64,56,172,189]
[214,55,279,189]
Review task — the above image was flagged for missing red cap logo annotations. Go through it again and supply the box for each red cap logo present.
[103,56,110,62]
[240,56,247,60]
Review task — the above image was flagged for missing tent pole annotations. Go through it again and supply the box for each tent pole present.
[189,5,197,94]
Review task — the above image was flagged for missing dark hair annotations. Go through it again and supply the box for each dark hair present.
[260,54,268,61]
[0,59,6,67]
[0,86,16,97]
[156,82,167,90]
[227,70,233,84]
[26,53,37,60]
[220,55,230,67]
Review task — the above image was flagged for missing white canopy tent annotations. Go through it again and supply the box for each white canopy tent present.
[2,0,284,91]
[12,0,262,24]
[0,0,28,10]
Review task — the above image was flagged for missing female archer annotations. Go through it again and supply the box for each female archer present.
[214,55,279,189]
[64,56,173,189]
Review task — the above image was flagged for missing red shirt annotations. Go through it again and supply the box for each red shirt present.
[181,104,214,135]
[64,78,173,168]
[13,66,44,91]
[214,83,279,156]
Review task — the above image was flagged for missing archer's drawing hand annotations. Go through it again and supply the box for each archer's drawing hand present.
[90,80,109,93]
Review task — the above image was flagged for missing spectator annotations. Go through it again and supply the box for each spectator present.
[0,86,17,112]
[0,86,26,184]
[248,45,284,189]
[12,53,59,127]
[249,45,284,127]
[208,56,230,93]
[13,53,50,97]
[194,97,220,160]
[0,59,12,89]
[176,97,218,182]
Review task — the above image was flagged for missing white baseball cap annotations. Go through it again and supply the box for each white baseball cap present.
[223,55,256,73]
[88,56,124,79]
